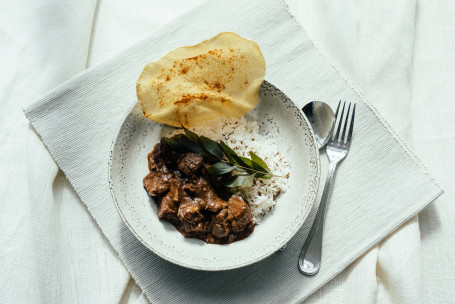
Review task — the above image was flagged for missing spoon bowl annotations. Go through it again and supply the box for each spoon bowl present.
[302,101,335,149]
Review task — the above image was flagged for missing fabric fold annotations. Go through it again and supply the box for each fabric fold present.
[0,0,132,303]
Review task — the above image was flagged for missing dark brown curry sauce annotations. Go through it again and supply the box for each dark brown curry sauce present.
[143,136,254,244]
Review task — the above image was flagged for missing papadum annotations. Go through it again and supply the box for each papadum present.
[137,32,266,127]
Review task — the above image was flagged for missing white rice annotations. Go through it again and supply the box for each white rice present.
[168,117,290,223]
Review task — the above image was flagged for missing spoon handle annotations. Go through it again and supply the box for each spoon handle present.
[298,161,337,275]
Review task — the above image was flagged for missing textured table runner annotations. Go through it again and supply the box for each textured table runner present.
[24,0,442,303]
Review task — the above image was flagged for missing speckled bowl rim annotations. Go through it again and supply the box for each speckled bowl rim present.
[108,80,321,271]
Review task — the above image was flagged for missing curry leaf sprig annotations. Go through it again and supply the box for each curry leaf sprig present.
[162,126,283,187]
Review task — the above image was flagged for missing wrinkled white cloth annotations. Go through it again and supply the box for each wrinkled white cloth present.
[0,1,454,304]
[21,0,442,302]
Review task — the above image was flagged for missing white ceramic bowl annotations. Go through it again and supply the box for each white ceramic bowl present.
[109,81,320,271]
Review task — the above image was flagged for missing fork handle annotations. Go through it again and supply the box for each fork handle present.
[299,161,338,275]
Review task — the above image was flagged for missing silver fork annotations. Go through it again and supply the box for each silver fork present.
[298,101,356,275]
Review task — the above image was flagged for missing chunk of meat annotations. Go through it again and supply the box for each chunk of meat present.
[179,221,207,237]
[157,179,182,221]
[143,169,171,196]
[147,141,165,171]
[211,208,230,238]
[167,178,181,202]
[205,191,226,213]
[178,153,204,176]
[182,176,209,197]
[227,195,253,233]
[178,197,204,223]
[157,193,178,222]
[159,140,180,168]
[149,140,180,170]
[209,197,253,241]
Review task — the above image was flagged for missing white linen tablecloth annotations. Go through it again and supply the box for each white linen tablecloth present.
[1,0,454,303]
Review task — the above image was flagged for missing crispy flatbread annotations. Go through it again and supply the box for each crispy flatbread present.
[137,32,266,127]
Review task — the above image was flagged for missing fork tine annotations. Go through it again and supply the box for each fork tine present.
[328,100,341,138]
[341,103,351,141]
[347,103,356,142]
[334,100,341,120]
[334,101,346,141]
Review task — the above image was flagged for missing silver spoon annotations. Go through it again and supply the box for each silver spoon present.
[302,101,335,149]
[279,101,335,252]
[298,101,337,275]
